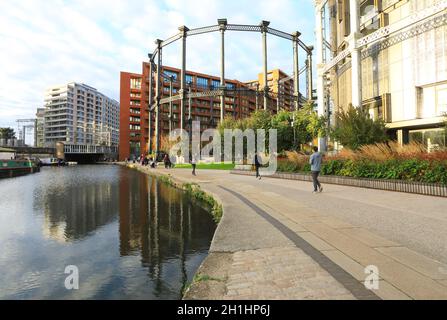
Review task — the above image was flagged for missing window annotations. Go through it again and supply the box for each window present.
[437,85,447,115]
[130,78,141,90]
[409,129,446,152]
[186,74,193,84]
[226,83,235,89]
[130,142,141,158]
[417,83,447,118]
[197,77,208,88]
[212,80,221,88]
[164,70,178,81]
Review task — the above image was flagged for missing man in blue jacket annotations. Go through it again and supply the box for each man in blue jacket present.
[309,146,323,193]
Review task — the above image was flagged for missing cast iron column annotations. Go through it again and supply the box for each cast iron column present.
[292,31,301,111]
[260,20,270,111]
[349,0,362,108]
[169,75,173,134]
[148,54,154,154]
[155,39,162,155]
[307,46,314,101]
[179,26,189,132]
[315,1,326,151]
[218,19,227,122]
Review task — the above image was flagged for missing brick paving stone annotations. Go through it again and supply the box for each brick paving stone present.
[222,247,355,300]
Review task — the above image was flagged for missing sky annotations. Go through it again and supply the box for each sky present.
[0,0,316,131]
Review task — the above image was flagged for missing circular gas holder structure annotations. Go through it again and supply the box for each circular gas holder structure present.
[147,19,314,151]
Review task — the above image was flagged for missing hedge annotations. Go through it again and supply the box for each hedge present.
[277,158,447,185]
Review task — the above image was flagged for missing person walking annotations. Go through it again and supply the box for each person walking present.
[191,154,197,176]
[254,153,262,180]
[310,146,323,193]
[163,154,170,169]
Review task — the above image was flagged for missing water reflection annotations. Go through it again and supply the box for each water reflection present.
[41,180,118,242]
[0,165,216,299]
[118,170,216,297]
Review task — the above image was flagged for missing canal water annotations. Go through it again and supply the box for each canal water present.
[0,165,216,299]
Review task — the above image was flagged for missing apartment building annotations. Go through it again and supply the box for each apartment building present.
[119,63,277,161]
[35,108,45,148]
[316,0,447,150]
[43,83,119,147]
[246,69,297,111]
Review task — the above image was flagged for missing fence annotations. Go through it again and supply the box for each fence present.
[231,169,447,198]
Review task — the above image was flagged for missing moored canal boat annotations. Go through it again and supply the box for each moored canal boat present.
[0,159,40,179]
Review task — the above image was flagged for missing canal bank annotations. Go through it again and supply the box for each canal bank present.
[122,164,447,300]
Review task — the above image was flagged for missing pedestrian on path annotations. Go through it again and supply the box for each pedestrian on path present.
[191,154,197,176]
[310,146,323,193]
[254,153,262,180]
[163,154,171,169]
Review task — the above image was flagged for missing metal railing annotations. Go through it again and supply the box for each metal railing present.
[231,169,447,198]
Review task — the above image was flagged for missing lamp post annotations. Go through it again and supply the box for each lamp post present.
[288,113,297,149]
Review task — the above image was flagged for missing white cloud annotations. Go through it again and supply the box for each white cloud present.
[0,0,315,128]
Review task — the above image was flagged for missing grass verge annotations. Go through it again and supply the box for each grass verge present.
[174,163,235,170]
[182,273,225,296]
[183,183,223,224]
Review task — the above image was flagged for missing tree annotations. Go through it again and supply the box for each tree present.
[292,102,327,150]
[0,127,16,140]
[217,106,327,153]
[271,110,294,152]
[331,105,388,150]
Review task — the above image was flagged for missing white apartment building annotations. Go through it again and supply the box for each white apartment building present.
[43,83,119,147]
[35,108,45,147]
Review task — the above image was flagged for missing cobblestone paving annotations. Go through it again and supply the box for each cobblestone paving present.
[224,247,355,300]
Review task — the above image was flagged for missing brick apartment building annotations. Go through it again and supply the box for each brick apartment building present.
[120,63,290,161]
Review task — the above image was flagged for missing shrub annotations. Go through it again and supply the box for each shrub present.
[331,105,388,150]
[275,142,447,185]
[184,183,223,223]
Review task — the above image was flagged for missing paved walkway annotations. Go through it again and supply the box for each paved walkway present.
[131,166,447,300]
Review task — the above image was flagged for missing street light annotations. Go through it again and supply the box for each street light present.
[288,113,297,150]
